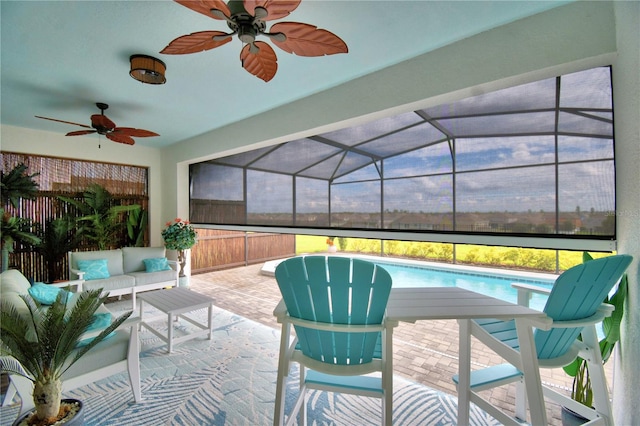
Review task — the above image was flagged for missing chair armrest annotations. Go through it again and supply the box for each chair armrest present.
[273,298,398,329]
[50,279,84,292]
[512,282,551,308]
[546,309,610,329]
[512,282,551,296]
[535,304,613,332]
[273,299,288,321]
[286,315,387,333]
[598,303,615,315]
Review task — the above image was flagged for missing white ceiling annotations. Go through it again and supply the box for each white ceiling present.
[1,1,571,148]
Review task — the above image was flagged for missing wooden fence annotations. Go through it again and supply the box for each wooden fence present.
[190,229,295,274]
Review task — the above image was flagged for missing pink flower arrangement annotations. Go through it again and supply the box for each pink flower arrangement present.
[161,218,197,250]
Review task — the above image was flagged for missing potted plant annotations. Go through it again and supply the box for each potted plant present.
[0,288,132,425]
[1,209,41,273]
[326,237,337,253]
[58,184,140,250]
[337,237,348,252]
[1,163,39,210]
[561,252,628,424]
[126,208,148,247]
[34,217,83,283]
[161,218,197,279]
[1,164,41,272]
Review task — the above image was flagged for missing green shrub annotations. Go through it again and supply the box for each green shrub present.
[482,248,503,265]
[464,248,480,264]
[503,248,521,266]
[435,244,453,261]
[295,234,601,273]
[384,240,399,255]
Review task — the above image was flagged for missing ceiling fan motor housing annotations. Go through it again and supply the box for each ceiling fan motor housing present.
[225,1,266,44]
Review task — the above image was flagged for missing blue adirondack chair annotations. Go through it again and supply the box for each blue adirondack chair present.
[273,256,397,426]
[453,254,633,426]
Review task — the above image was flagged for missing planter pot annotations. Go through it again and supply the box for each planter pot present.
[561,406,588,426]
[13,399,84,426]
[178,275,190,288]
[327,245,337,253]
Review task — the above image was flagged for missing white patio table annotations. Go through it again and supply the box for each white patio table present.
[386,287,551,425]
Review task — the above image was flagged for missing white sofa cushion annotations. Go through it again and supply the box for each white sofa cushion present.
[127,270,177,287]
[70,249,124,278]
[121,247,167,274]
[81,274,136,293]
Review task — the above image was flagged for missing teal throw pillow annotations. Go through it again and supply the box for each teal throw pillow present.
[143,257,172,272]
[77,313,115,347]
[28,283,72,305]
[77,259,110,280]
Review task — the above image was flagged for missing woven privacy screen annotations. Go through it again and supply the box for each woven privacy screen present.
[190,67,615,240]
[1,153,148,196]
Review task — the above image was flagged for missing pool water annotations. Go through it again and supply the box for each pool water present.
[376,262,555,312]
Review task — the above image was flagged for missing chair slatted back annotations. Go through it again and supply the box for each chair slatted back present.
[535,254,633,360]
[275,256,392,366]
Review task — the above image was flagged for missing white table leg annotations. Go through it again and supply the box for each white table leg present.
[138,300,144,331]
[207,303,213,340]
[383,325,394,426]
[168,313,174,353]
[515,319,547,425]
[457,319,471,426]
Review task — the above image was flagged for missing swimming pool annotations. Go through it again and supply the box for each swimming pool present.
[263,255,558,311]
[363,257,611,338]
[367,257,557,312]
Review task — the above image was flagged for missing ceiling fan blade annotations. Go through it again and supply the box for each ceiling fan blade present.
[174,0,231,20]
[270,22,348,56]
[35,116,92,129]
[91,114,116,130]
[113,127,160,138]
[106,133,135,145]
[66,130,97,136]
[244,0,301,21]
[240,41,278,82]
[161,31,233,54]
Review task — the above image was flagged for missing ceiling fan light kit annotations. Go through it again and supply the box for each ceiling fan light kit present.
[130,54,167,84]
[161,0,348,82]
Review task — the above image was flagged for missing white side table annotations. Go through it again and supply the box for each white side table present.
[138,287,215,353]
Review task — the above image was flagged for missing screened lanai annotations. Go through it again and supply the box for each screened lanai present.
[190,66,616,251]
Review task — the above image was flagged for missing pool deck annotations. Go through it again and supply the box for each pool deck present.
[190,260,614,426]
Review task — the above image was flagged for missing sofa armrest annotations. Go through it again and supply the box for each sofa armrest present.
[70,268,86,281]
[79,316,141,341]
[50,279,84,292]
[167,260,179,271]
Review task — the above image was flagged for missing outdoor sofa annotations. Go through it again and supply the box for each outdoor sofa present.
[68,246,178,310]
[0,268,142,418]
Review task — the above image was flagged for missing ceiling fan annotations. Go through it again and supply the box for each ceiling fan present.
[161,0,348,82]
[35,103,159,146]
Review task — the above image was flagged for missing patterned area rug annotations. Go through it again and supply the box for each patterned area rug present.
[1,300,499,425]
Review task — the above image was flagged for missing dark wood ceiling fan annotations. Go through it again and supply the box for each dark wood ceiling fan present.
[161,0,348,82]
[35,102,159,146]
